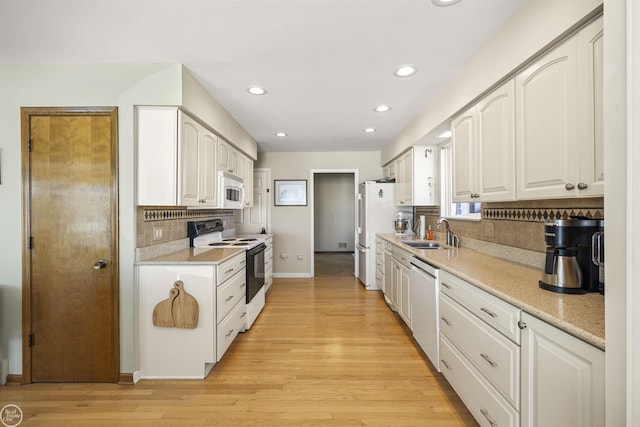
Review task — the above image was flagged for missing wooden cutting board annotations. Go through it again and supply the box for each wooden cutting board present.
[152,287,178,327]
[172,281,199,329]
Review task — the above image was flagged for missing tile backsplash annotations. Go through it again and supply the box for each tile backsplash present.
[415,197,604,254]
[136,207,235,248]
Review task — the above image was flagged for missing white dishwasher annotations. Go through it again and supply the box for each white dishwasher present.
[410,256,440,372]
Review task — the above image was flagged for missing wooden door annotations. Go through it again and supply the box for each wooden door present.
[22,107,119,383]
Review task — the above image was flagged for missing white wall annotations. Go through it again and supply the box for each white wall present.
[382,0,603,164]
[255,151,381,276]
[181,67,258,160]
[314,173,355,252]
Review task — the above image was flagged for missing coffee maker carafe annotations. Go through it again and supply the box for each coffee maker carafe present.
[539,218,604,294]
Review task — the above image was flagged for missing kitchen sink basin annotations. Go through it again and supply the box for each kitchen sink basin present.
[401,241,447,250]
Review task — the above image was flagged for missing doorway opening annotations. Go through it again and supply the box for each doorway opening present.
[310,170,359,277]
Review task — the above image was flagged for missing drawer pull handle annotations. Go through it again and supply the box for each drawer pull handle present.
[240,312,246,318]
[480,353,498,368]
[480,307,498,318]
[225,268,234,274]
[441,359,451,370]
[240,283,246,288]
[480,408,498,427]
[440,316,452,326]
[441,282,452,289]
[226,329,234,338]
[225,295,234,303]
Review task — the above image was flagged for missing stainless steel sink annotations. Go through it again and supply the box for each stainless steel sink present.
[401,241,447,250]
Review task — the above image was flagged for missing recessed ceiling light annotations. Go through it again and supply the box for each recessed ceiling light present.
[374,105,391,113]
[432,0,462,6]
[438,130,452,138]
[394,65,417,78]
[275,132,287,137]
[247,86,267,95]
[363,128,377,133]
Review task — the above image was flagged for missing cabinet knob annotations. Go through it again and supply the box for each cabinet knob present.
[577,182,588,190]
[518,320,527,330]
[565,183,575,191]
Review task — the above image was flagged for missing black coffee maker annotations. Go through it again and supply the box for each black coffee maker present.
[539,217,604,294]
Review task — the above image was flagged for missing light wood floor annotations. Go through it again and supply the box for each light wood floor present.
[1,276,477,426]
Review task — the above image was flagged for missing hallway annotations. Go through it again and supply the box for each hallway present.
[1,277,477,426]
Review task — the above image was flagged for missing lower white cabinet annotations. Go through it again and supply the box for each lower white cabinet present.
[138,265,216,379]
[520,312,605,427]
[264,236,273,293]
[390,246,412,326]
[439,270,521,427]
[137,253,247,379]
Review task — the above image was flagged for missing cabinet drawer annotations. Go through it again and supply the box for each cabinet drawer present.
[440,294,520,408]
[217,270,246,322]
[218,252,246,285]
[440,334,520,427]
[392,247,413,269]
[216,300,246,361]
[440,270,521,343]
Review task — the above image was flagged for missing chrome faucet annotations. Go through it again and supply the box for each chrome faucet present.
[437,217,459,247]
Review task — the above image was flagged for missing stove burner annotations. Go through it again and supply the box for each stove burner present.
[239,238,257,242]
[222,238,237,242]
[208,242,228,247]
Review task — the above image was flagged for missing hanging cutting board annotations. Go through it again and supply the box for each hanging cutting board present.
[152,287,178,327]
[172,280,199,329]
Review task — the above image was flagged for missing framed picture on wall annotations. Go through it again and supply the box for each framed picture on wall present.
[274,180,307,206]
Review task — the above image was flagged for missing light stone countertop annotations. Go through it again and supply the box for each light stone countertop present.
[136,246,244,265]
[378,233,605,350]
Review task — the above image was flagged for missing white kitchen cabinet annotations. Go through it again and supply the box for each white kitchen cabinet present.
[137,107,218,207]
[438,270,521,426]
[452,80,515,203]
[515,17,603,200]
[138,265,216,379]
[264,235,274,293]
[236,153,254,207]
[215,252,247,361]
[382,241,393,307]
[390,245,412,326]
[392,146,439,207]
[520,312,604,427]
[217,138,239,175]
[375,237,384,292]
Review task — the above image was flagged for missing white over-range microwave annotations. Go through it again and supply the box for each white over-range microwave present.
[218,171,245,209]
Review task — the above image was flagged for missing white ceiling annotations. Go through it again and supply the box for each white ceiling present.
[0,0,526,153]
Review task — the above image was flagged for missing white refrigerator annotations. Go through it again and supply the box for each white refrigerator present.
[356,182,409,290]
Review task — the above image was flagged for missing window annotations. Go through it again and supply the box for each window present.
[439,142,481,220]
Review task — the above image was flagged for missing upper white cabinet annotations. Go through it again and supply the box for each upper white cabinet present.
[217,138,238,175]
[452,80,516,203]
[520,312,604,427]
[390,146,439,207]
[137,107,218,207]
[236,153,254,208]
[515,17,603,199]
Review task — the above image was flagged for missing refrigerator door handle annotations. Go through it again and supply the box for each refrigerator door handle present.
[357,244,367,253]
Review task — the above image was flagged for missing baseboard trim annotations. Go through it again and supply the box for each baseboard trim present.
[118,373,135,385]
[5,374,23,386]
[273,273,313,278]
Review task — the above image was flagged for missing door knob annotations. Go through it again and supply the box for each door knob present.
[93,259,107,270]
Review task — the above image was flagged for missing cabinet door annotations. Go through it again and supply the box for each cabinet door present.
[394,156,405,206]
[515,38,579,199]
[521,312,604,427]
[401,150,413,205]
[179,112,201,206]
[217,139,230,173]
[476,80,515,201]
[199,130,218,207]
[399,263,411,327]
[451,108,476,202]
[390,259,401,311]
[577,17,604,197]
